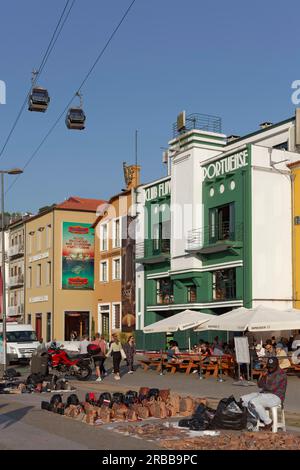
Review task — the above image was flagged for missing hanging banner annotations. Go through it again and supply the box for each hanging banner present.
[62,222,95,290]
[121,216,136,332]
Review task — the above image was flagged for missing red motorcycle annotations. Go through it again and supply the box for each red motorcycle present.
[47,345,92,381]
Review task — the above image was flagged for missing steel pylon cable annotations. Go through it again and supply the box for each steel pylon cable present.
[6,0,137,194]
[0,0,76,162]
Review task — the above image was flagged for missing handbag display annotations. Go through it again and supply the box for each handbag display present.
[179,396,194,416]
[132,403,150,419]
[168,393,180,413]
[152,397,168,419]
[158,389,170,402]
[99,406,113,423]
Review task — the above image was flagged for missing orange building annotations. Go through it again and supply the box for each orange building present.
[93,165,140,340]
[25,196,106,342]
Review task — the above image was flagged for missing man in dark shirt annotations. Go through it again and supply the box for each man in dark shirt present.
[240,357,287,429]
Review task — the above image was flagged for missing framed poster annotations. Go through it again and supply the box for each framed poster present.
[62,222,94,290]
[234,336,250,364]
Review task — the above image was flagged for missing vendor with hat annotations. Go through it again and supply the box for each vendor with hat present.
[240,357,287,430]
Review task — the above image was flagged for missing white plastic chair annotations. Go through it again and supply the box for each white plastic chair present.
[256,405,286,433]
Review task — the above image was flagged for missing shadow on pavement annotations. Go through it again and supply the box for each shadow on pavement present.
[0,406,34,429]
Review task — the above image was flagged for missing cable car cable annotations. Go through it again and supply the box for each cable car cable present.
[6,0,137,193]
[0,0,75,162]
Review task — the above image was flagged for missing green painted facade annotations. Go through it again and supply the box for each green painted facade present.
[135,145,253,350]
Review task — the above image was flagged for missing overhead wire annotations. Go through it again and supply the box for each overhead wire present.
[6,0,137,194]
[0,0,76,162]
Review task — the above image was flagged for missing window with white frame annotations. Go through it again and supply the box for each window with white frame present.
[100,260,108,282]
[112,257,121,280]
[113,218,121,248]
[112,303,121,330]
[100,223,108,251]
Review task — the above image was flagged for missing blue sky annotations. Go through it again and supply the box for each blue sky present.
[0,0,299,213]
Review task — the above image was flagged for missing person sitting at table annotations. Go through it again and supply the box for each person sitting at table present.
[276,343,291,370]
[264,341,275,357]
[200,343,211,364]
[192,344,200,353]
[167,340,180,363]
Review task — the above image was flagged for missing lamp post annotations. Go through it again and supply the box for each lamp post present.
[1,168,23,374]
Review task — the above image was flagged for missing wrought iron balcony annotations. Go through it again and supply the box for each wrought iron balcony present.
[9,274,24,287]
[9,244,24,258]
[8,304,24,316]
[135,238,170,264]
[186,222,243,254]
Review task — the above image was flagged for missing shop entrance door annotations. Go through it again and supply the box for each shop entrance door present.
[35,314,42,341]
[98,304,110,340]
[64,311,90,341]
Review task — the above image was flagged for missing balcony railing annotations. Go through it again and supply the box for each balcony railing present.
[156,291,174,305]
[9,274,24,287]
[186,222,243,252]
[9,244,24,257]
[136,238,170,260]
[8,304,24,316]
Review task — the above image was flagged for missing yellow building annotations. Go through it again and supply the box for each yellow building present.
[289,161,300,309]
[93,165,140,340]
[25,197,105,342]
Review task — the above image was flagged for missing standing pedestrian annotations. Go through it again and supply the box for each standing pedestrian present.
[106,333,126,380]
[123,336,136,374]
[78,335,90,354]
[90,333,106,382]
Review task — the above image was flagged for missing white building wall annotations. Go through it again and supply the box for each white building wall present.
[170,145,224,273]
[135,185,145,329]
[251,145,299,309]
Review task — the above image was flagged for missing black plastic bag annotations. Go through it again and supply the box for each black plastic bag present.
[189,417,210,431]
[209,395,247,430]
[66,394,79,406]
[148,388,160,399]
[178,418,193,428]
[98,392,112,406]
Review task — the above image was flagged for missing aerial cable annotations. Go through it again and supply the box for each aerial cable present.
[0,0,75,162]
[6,0,137,194]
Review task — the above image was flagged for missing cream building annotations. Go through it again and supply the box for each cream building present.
[25,197,105,342]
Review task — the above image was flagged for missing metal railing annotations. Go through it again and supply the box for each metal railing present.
[136,238,170,259]
[186,222,243,251]
[156,290,174,305]
[8,244,24,257]
[172,113,222,138]
[8,304,24,316]
[9,274,24,287]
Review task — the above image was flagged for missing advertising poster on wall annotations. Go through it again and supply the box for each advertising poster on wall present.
[62,222,94,290]
[121,216,136,332]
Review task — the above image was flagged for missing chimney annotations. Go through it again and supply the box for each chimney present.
[123,163,141,190]
[259,122,273,129]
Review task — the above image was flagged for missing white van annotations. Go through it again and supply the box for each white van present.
[0,323,40,362]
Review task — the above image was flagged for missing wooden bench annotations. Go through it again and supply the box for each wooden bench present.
[139,353,165,372]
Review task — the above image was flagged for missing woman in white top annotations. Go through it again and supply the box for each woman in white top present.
[106,333,126,380]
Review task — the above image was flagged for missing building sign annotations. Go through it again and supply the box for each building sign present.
[145,180,171,201]
[62,222,94,290]
[122,216,136,332]
[203,149,248,180]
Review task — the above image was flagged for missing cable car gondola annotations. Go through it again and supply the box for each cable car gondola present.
[28,86,50,112]
[28,70,50,112]
[65,92,86,130]
[65,107,86,130]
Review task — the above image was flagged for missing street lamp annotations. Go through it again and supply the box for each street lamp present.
[1,168,23,375]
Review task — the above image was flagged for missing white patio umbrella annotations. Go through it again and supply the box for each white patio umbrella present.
[143,309,214,333]
[194,305,300,332]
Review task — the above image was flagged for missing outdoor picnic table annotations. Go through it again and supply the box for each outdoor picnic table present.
[139,352,235,377]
